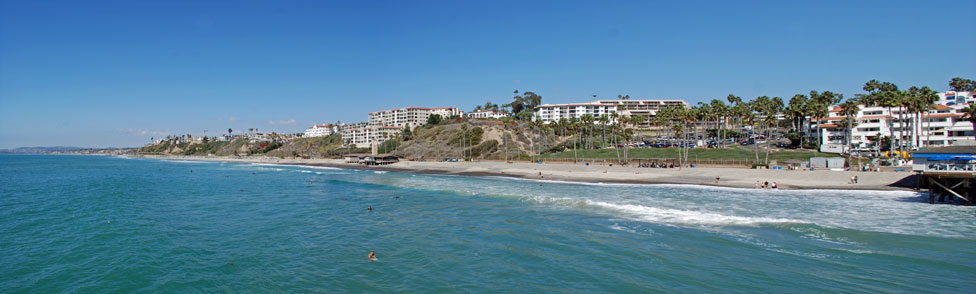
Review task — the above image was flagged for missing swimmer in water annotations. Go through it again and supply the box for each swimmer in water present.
[367,206,372,211]
[368,251,376,260]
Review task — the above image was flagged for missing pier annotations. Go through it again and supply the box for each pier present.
[912,146,976,205]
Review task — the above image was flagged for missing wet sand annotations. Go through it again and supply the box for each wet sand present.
[135,154,917,191]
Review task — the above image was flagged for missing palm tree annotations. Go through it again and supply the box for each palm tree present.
[838,98,861,167]
[764,97,784,164]
[863,81,900,164]
[618,115,631,164]
[962,104,976,141]
[742,105,759,163]
[580,114,595,150]
[809,90,843,148]
[630,115,647,144]
[786,94,808,147]
[598,114,610,149]
[709,99,728,147]
[227,128,233,138]
[609,112,621,162]
[949,77,976,92]
[913,86,939,148]
[751,96,771,163]
[460,124,468,160]
[726,94,744,144]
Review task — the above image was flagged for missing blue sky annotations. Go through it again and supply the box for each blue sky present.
[1,0,974,148]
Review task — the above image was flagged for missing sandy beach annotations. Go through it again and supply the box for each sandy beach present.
[135,155,917,191]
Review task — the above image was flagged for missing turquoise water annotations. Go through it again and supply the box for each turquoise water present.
[1,155,974,293]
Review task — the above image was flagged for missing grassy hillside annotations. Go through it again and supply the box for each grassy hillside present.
[139,138,279,156]
[395,120,564,160]
[266,134,368,158]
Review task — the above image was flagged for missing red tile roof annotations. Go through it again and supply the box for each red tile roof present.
[923,113,964,118]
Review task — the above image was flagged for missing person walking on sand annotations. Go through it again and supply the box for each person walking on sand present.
[853,175,858,184]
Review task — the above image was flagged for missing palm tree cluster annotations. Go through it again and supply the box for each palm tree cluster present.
[859,80,941,163]
[473,101,500,111]
[411,78,967,166]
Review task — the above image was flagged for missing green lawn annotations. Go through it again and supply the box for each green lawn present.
[538,147,842,162]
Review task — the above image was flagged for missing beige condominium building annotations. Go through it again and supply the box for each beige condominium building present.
[340,124,401,148]
[368,107,464,129]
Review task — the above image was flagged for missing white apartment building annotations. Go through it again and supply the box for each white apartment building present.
[303,124,339,138]
[814,91,975,150]
[534,101,617,124]
[368,107,464,129]
[466,109,509,119]
[596,99,690,128]
[534,99,690,127]
[340,125,401,148]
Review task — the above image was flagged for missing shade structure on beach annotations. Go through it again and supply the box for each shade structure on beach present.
[912,154,976,161]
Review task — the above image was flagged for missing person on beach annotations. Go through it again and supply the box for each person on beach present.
[763,181,769,189]
[771,182,778,189]
[715,177,720,184]
[853,175,858,184]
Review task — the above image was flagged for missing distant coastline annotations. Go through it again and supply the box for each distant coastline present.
[0,146,136,155]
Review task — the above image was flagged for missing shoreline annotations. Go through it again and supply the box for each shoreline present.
[129,154,918,192]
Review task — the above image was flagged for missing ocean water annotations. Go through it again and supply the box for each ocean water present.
[1,155,974,293]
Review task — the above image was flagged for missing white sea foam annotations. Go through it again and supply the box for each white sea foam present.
[163,160,212,164]
[302,166,342,170]
[790,226,862,246]
[249,163,294,168]
[609,223,638,233]
[585,200,807,227]
[480,175,919,197]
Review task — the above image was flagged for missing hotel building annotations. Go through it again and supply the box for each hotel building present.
[303,124,339,138]
[466,109,509,119]
[813,91,975,150]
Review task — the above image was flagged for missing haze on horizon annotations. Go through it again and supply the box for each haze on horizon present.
[1,0,974,149]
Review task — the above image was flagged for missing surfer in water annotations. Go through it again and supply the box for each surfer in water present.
[368,251,377,261]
